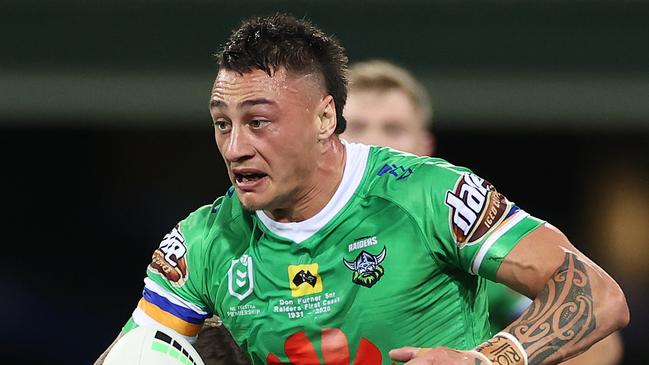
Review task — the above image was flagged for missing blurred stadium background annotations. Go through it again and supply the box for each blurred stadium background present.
[1,1,648,364]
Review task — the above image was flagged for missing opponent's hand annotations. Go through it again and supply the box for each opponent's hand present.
[389,346,491,365]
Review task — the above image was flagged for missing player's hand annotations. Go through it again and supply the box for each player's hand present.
[389,346,491,364]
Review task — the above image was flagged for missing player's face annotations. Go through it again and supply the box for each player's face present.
[209,68,326,211]
[343,89,429,156]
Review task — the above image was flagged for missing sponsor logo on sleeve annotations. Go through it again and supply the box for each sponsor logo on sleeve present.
[150,225,189,287]
[444,173,508,248]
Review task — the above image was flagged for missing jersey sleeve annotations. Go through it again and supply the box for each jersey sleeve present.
[425,161,545,280]
[124,203,218,342]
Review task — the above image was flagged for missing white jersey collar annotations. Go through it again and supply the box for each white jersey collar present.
[255,140,370,243]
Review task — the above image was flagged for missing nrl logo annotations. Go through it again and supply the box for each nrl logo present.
[228,254,254,301]
[343,247,387,288]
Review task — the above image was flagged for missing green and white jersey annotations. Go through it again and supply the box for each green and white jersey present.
[126,141,544,365]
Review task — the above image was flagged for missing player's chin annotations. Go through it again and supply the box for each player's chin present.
[237,191,272,212]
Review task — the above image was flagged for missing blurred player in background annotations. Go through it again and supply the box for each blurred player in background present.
[342,61,435,157]
[342,59,624,365]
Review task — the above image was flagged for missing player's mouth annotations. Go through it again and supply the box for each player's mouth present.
[233,170,269,191]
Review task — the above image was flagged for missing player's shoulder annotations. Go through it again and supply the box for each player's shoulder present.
[149,189,253,285]
[363,145,472,197]
[178,187,253,252]
[147,189,253,293]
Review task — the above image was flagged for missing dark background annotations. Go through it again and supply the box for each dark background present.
[2,1,648,364]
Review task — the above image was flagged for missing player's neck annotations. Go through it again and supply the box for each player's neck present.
[264,137,346,223]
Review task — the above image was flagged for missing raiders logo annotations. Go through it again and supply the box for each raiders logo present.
[343,247,387,288]
[445,173,508,248]
[149,225,189,287]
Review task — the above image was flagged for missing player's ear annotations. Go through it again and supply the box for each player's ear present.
[317,95,337,141]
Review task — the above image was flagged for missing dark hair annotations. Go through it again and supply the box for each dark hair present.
[193,323,251,365]
[216,13,349,134]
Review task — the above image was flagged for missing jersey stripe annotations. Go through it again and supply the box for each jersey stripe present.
[142,287,211,324]
[470,210,528,275]
[136,298,202,337]
[144,277,209,315]
[131,308,198,343]
[132,306,161,327]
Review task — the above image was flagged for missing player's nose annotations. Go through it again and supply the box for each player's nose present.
[223,125,255,163]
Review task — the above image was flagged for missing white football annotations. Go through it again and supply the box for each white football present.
[103,326,205,365]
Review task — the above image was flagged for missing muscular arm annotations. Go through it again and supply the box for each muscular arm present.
[560,332,623,365]
[495,223,629,365]
[390,223,629,365]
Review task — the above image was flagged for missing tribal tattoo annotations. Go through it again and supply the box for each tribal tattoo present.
[506,253,596,365]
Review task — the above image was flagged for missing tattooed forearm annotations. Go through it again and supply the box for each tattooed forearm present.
[506,253,596,365]
[474,335,525,364]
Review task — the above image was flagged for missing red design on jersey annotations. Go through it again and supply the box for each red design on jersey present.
[265,328,394,365]
[285,331,320,364]
[352,338,382,365]
[321,328,350,364]
[267,353,283,365]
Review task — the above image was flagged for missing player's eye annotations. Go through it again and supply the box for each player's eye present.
[250,119,270,129]
[213,120,232,132]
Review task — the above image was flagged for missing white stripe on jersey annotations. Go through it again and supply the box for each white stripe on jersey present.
[144,277,209,315]
[132,306,160,327]
[470,210,528,275]
[131,307,198,344]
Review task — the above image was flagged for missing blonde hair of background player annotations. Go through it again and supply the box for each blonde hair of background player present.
[342,60,435,156]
